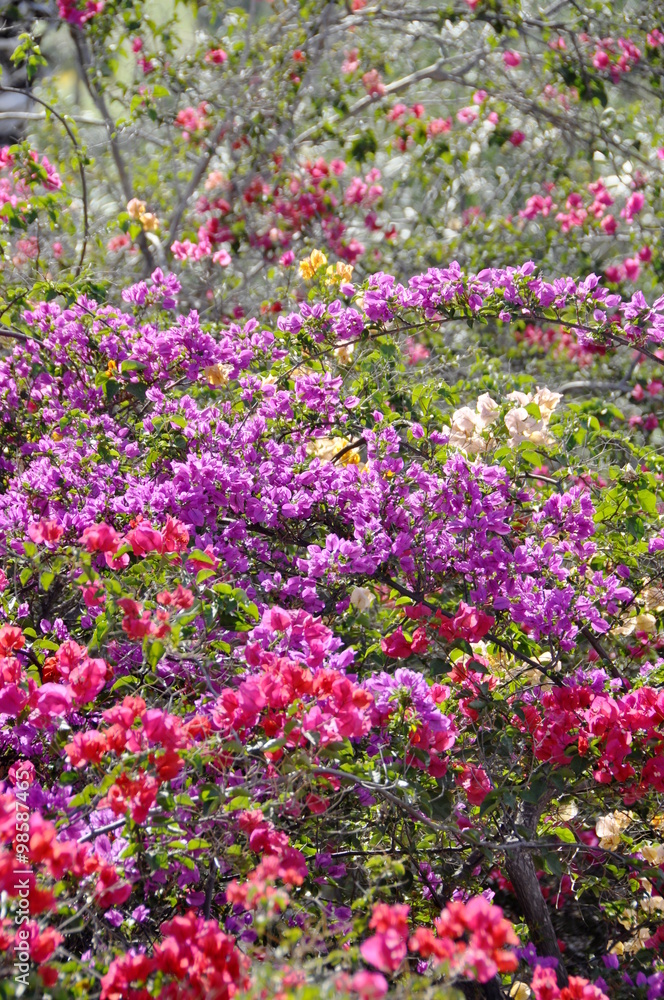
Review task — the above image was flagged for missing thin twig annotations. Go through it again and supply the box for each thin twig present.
[78,817,127,843]
[0,85,90,275]
[0,111,104,125]
[167,120,227,253]
[70,29,155,273]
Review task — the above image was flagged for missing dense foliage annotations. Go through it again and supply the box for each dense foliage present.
[2,2,664,999]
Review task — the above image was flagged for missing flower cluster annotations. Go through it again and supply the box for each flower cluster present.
[100,911,249,1000]
[0,257,663,997]
[409,896,519,982]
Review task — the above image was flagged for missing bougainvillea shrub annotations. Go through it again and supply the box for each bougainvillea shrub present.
[0,253,663,998]
[0,0,664,997]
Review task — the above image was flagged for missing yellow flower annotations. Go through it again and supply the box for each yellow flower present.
[139,211,160,233]
[203,364,232,387]
[127,198,147,220]
[308,436,359,466]
[299,249,327,280]
[105,359,117,377]
[325,261,354,286]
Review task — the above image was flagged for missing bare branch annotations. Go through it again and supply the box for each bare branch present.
[70,28,155,273]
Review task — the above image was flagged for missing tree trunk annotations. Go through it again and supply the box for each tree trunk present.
[505,847,568,987]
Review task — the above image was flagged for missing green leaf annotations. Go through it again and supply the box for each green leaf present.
[479,790,500,817]
[543,851,563,877]
[147,639,165,669]
[350,130,377,163]
[552,826,576,844]
[111,675,139,692]
[227,795,251,811]
[638,489,658,516]
[105,379,120,401]
[520,449,543,466]
[126,381,147,403]
[192,549,217,567]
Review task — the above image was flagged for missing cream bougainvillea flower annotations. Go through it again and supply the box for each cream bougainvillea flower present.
[127,198,146,220]
[595,810,632,850]
[612,611,657,636]
[641,844,664,865]
[504,386,561,446]
[126,198,160,231]
[350,586,374,610]
[334,341,355,364]
[449,393,500,455]
[642,587,664,612]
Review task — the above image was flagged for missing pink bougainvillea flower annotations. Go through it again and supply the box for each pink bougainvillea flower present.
[360,904,410,973]
[80,522,122,554]
[125,523,164,557]
[381,627,414,659]
[456,764,492,805]
[28,520,63,548]
[437,602,494,643]
[205,48,228,64]
[349,971,388,1000]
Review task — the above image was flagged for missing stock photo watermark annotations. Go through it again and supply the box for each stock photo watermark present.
[12,762,32,987]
